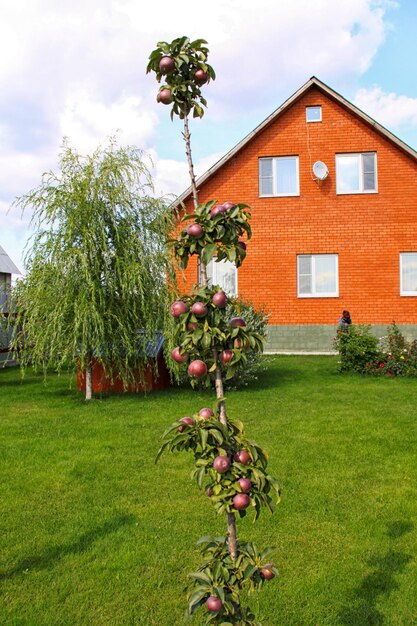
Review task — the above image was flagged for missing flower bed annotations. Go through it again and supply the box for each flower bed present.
[334,322,417,377]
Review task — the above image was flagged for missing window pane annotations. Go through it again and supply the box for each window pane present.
[298,256,311,275]
[260,177,273,195]
[260,158,272,177]
[306,106,321,122]
[277,158,297,194]
[402,253,417,293]
[363,172,375,190]
[213,259,237,296]
[299,274,312,294]
[337,155,360,193]
[259,158,273,195]
[363,153,376,190]
[315,255,337,293]
[298,256,312,294]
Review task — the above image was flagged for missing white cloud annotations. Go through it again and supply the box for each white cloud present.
[354,86,417,128]
[152,151,224,197]
[59,93,158,153]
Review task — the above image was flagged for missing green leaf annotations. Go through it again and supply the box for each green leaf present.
[202,333,211,350]
[199,427,208,450]
[201,243,216,265]
[189,571,211,585]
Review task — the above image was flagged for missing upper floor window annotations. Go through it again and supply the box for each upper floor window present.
[204,259,237,296]
[336,152,377,194]
[400,253,417,296]
[297,254,338,298]
[306,106,322,122]
[259,156,299,197]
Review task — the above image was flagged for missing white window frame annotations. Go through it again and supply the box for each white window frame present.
[336,152,377,195]
[259,156,300,197]
[306,106,322,122]
[297,254,339,298]
[199,258,238,296]
[400,252,417,296]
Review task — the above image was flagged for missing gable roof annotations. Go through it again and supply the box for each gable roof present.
[0,245,21,275]
[175,76,417,206]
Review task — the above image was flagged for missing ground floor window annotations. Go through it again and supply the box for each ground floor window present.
[297,254,338,297]
[400,253,417,296]
[201,259,237,296]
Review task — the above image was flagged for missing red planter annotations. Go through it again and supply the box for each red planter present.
[77,353,170,394]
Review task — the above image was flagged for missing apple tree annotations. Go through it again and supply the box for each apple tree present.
[148,37,281,624]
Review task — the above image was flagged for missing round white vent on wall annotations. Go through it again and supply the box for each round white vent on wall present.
[312,160,329,180]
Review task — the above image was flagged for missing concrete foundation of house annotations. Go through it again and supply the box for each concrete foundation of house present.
[265,324,417,354]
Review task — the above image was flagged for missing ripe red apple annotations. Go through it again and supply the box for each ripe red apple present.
[222,201,236,210]
[234,449,251,465]
[231,317,246,328]
[159,56,175,74]
[213,455,231,473]
[157,88,173,105]
[238,477,252,492]
[191,301,208,317]
[198,407,214,419]
[260,565,275,580]
[210,204,223,218]
[237,240,247,251]
[220,349,233,364]
[186,222,204,238]
[187,321,199,332]
[170,300,188,317]
[233,493,250,510]
[171,347,187,363]
[178,416,194,432]
[194,69,209,85]
[206,486,213,497]
[212,291,227,308]
[187,359,207,378]
[205,596,223,612]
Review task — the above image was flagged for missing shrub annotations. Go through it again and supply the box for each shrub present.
[334,322,417,377]
[333,324,381,373]
[223,296,270,389]
[376,323,417,377]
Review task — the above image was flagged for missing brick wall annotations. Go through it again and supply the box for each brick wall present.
[177,85,417,329]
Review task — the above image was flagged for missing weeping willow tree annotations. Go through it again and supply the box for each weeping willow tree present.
[9,138,175,399]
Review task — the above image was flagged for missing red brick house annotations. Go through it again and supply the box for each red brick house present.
[175,77,417,352]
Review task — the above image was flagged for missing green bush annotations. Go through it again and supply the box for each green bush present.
[223,296,270,389]
[333,324,381,373]
[375,323,417,377]
[334,322,417,377]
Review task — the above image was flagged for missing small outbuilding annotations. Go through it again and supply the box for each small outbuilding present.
[0,245,21,364]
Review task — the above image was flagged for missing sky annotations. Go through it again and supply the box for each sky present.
[1,0,417,274]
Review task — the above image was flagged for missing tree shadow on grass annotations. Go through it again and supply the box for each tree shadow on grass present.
[337,521,413,625]
[0,513,135,581]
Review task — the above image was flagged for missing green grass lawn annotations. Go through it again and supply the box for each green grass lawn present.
[1,357,416,625]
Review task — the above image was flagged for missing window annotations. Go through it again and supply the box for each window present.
[400,253,417,296]
[203,259,237,296]
[259,156,299,197]
[306,106,322,122]
[297,254,338,297]
[336,152,377,194]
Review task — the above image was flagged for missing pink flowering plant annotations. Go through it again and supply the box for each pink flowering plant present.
[334,322,417,377]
